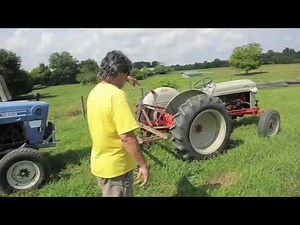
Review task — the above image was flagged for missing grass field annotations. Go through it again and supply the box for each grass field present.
[1,64,300,197]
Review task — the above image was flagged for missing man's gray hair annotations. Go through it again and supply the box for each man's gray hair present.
[97,50,133,81]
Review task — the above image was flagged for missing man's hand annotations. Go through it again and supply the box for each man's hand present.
[127,75,140,88]
[121,130,149,188]
[136,165,149,187]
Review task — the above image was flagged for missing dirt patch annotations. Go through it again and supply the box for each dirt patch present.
[209,171,240,187]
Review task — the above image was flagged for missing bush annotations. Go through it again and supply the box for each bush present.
[76,72,97,85]
[152,78,179,89]
[131,68,147,80]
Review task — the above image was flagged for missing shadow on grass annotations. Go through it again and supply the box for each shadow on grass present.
[141,140,180,167]
[156,136,245,161]
[234,71,268,76]
[232,116,259,129]
[37,93,58,100]
[33,84,48,90]
[16,92,58,101]
[173,175,221,197]
[226,139,244,156]
[143,149,166,167]
[156,141,181,159]
[227,139,244,149]
[142,137,244,163]
[47,147,90,181]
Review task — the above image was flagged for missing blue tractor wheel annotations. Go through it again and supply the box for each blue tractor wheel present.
[0,148,50,194]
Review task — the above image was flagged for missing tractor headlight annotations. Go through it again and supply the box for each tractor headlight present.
[34,107,43,118]
[250,87,258,93]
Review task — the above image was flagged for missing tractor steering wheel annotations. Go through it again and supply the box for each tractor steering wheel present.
[193,77,213,89]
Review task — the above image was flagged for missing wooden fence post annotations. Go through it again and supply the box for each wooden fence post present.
[81,96,86,118]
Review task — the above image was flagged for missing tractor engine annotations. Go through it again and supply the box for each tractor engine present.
[0,123,25,151]
[0,100,56,153]
[202,79,259,118]
[218,92,252,111]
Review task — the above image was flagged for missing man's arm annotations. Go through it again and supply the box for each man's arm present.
[120,130,149,187]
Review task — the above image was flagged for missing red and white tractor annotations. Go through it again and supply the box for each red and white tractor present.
[136,78,280,160]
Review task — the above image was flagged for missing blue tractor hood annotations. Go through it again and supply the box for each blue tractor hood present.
[0,100,49,124]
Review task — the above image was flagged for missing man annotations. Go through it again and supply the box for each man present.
[87,50,149,197]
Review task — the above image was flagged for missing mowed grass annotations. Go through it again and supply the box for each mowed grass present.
[2,64,300,197]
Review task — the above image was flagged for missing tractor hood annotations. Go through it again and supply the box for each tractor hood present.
[0,100,49,124]
[207,79,258,96]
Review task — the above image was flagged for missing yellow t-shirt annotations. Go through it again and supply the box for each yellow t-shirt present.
[87,82,139,178]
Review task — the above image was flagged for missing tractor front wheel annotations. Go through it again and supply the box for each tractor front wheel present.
[258,109,280,137]
[0,148,50,194]
[171,94,231,160]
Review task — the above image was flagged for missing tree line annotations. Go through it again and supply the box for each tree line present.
[168,46,300,71]
[1,45,300,97]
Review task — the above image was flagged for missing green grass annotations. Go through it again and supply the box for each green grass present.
[1,64,300,197]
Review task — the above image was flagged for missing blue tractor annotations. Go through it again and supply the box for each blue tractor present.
[0,75,56,194]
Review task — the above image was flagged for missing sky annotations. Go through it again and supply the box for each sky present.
[0,28,300,71]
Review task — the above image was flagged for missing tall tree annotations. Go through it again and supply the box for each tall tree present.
[49,51,79,85]
[133,61,151,69]
[0,49,32,97]
[78,58,99,74]
[229,43,263,75]
[153,65,170,74]
[151,61,160,67]
[29,63,52,86]
[282,47,296,55]
[76,58,99,84]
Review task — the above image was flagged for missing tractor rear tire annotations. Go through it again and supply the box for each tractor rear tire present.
[170,94,231,160]
[258,109,280,137]
[0,148,50,194]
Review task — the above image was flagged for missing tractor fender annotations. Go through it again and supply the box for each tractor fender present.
[142,87,180,113]
[165,90,206,115]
